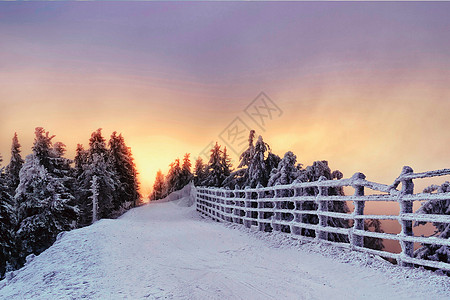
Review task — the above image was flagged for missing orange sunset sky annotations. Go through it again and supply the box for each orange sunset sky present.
[1,2,449,197]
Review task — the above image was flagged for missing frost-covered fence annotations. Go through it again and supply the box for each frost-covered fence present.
[195,167,450,271]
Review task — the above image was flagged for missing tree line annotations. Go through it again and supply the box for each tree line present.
[151,130,384,251]
[0,128,140,278]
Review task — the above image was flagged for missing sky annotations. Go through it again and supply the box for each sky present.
[1,2,449,198]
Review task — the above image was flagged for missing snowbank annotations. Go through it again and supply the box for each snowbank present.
[150,182,195,207]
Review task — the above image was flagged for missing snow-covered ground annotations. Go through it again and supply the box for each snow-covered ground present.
[1,197,449,299]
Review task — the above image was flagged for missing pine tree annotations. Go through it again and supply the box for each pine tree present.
[165,158,182,194]
[74,144,88,179]
[300,161,350,241]
[78,129,117,225]
[193,157,206,186]
[204,143,226,187]
[109,132,140,210]
[221,147,233,179]
[14,128,78,264]
[224,132,278,189]
[238,130,256,168]
[151,170,165,200]
[5,133,24,195]
[414,182,450,269]
[180,153,193,187]
[248,136,270,188]
[265,152,281,183]
[268,151,300,188]
[0,155,15,278]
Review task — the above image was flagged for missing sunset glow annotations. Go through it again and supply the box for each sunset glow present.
[1,2,449,197]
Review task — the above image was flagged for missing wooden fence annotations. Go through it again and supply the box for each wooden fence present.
[195,166,450,271]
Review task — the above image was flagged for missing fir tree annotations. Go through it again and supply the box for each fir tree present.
[14,128,78,265]
[204,143,226,187]
[238,130,256,168]
[300,161,350,241]
[248,136,270,188]
[165,159,182,194]
[193,157,206,186]
[0,156,15,278]
[268,151,301,187]
[78,129,117,225]
[221,147,233,179]
[180,153,193,187]
[5,133,24,195]
[265,152,281,183]
[109,132,140,210]
[74,144,88,179]
[151,170,165,200]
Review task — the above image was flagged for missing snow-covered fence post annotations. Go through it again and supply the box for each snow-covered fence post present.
[224,188,231,222]
[215,189,221,220]
[256,183,266,231]
[244,187,252,228]
[234,186,245,224]
[398,166,414,267]
[232,186,239,224]
[273,186,281,232]
[351,172,366,249]
[315,176,328,241]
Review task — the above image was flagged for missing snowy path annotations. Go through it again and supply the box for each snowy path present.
[1,200,449,299]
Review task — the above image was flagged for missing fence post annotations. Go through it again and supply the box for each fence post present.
[292,179,302,236]
[315,176,328,241]
[351,172,366,249]
[256,183,266,231]
[224,188,232,222]
[398,166,414,267]
[244,187,252,228]
[233,185,240,224]
[273,186,281,232]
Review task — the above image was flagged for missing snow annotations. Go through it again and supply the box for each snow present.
[1,196,449,299]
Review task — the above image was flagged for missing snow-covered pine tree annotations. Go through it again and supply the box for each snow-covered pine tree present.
[266,151,303,232]
[14,128,78,265]
[78,129,117,226]
[5,133,24,195]
[300,161,350,241]
[238,130,256,169]
[223,131,278,189]
[0,155,15,278]
[414,182,450,270]
[203,143,226,187]
[268,151,301,188]
[221,147,233,179]
[180,153,193,187]
[74,144,88,179]
[108,132,140,210]
[151,170,165,200]
[165,158,182,194]
[73,144,88,226]
[193,157,206,186]
[265,152,281,182]
[247,136,270,188]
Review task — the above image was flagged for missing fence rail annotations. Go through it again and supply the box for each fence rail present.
[195,166,450,271]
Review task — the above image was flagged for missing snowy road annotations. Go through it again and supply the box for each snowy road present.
[1,199,449,299]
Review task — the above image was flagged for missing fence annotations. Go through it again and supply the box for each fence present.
[195,166,450,271]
